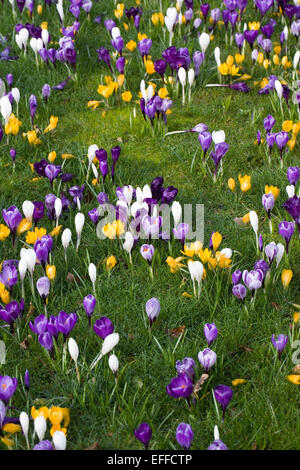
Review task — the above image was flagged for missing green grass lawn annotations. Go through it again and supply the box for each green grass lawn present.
[0,0,300,450]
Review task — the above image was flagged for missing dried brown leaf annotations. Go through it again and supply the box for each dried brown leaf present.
[166,326,185,337]
[193,374,209,394]
[20,334,32,350]
[25,303,35,321]
[84,441,99,450]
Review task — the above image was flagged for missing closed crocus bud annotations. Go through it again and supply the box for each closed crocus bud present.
[21,248,36,276]
[20,411,30,448]
[275,80,283,99]
[62,228,72,250]
[83,294,96,327]
[36,276,50,302]
[108,354,119,377]
[53,430,67,450]
[176,423,194,450]
[249,211,258,234]
[204,323,218,346]
[188,69,195,87]
[199,32,210,53]
[228,177,235,191]
[102,332,119,356]
[68,337,79,364]
[178,67,186,87]
[172,201,182,228]
[123,232,134,260]
[145,297,160,327]
[18,258,27,282]
[46,265,56,281]
[88,144,99,167]
[55,198,62,221]
[0,95,12,124]
[286,185,295,198]
[88,263,97,288]
[24,369,30,390]
[188,260,204,295]
[11,87,20,106]
[34,415,47,442]
[214,47,221,67]
[134,422,152,450]
[22,200,34,222]
[282,269,293,288]
[275,243,285,267]
[75,212,85,251]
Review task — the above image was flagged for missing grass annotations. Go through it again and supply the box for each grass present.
[0,0,300,451]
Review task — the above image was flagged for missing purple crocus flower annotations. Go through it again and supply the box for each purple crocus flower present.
[0,375,18,403]
[275,132,289,162]
[47,316,59,339]
[29,94,37,128]
[45,164,62,187]
[0,264,18,289]
[244,29,258,49]
[214,385,233,420]
[235,33,244,52]
[262,193,275,218]
[68,185,85,207]
[33,440,54,450]
[36,276,50,301]
[83,294,96,327]
[287,167,299,186]
[52,77,71,91]
[271,334,288,360]
[24,370,30,391]
[57,311,78,341]
[111,146,121,166]
[176,423,194,450]
[166,374,194,399]
[88,208,100,225]
[278,221,294,253]
[96,47,112,71]
[0,400,5,428]
[283,196,300,233]
[138,38,152,58]
[208,439,228,450]
[232,270,242,285]
[154,59,167,78]
[38,332,53,351]
[265,241,278,265]
[42,84,51,103]
[193,51,205,75]
[259,233,263,252]
[256,0,274,17]
[199,131,212,162]
[232,283,247,301]
[93,317,114,339]
[204,323,218,346]
[2,205,22,238]
[198,348,217,371]
[145,297,160,327]
[200,3,210,19]
[140,244,155,263]
[242,270,263,291]
[134,423,152,450]
[0,301,20,329]
[161,186,178,205]
[111,36,124,55]
[104,19,116,32]
[9,148,16,165]
[210,142,229,179]
[175,358,196,379]
[34,239,49,268]
[173,223,189,249]
[29,314,48,335]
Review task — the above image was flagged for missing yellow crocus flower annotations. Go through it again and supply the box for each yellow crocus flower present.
[242,212,250,224]
[46,265,56,281]
[265,185,280,200]
[126,40,137,51]
[282,269,293,288]
[44,115,58,133]
[31,406,49,420]
[211,232,222,252]
[286,375,300,385]
[17,219,32,236]
[166,256,185,273]
[122,91,132,102]
[0,224,10,241]
[232,379,247,386]
[26,227,47,244]
[48,151,57,163]
[228,177,235,192]
[106,255,117,270]
[87,100,101,110]
[238,174,251,192]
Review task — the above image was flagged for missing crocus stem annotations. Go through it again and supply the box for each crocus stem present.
[90,352,103,370]
[269,217,273,234]
[21,281,25,301]
[149,266,153,280]
[75,363,80,383]
[76,235,80,252]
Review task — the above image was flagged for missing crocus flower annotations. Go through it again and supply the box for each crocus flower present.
[36,276,50,303]
[83,294,96,327]
[24,370,30,391]
[263,114,275,133]
[198,348,217,371]
[145,297,160,327]
[57,311,78,341]
[33,440,54,450]
[93,317,114,339]
[29,314,48,335]
[287,167,299,186]
[29,94,37,127]
[283,196,300,234]
[0,264,18,289]
[207,425,228,450]
[175,358,196,379]
[38,332,53,352]
[0,375,18,403]
[271,334,288,360]
[173,223,189,249]
[214,385,233,420]
[278,221,294,253]
[242,269,263,291]
[204,323,218,346]
[0,301,20,330]
[166,374,194,399]
[176,423,194,450]
[140,244,155,263]
[265,242,278,265]
[262,193,275,221]
[232,283,247,301]
[232,270,242,285]
[134,423,152,450]
[2,206,22,244]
